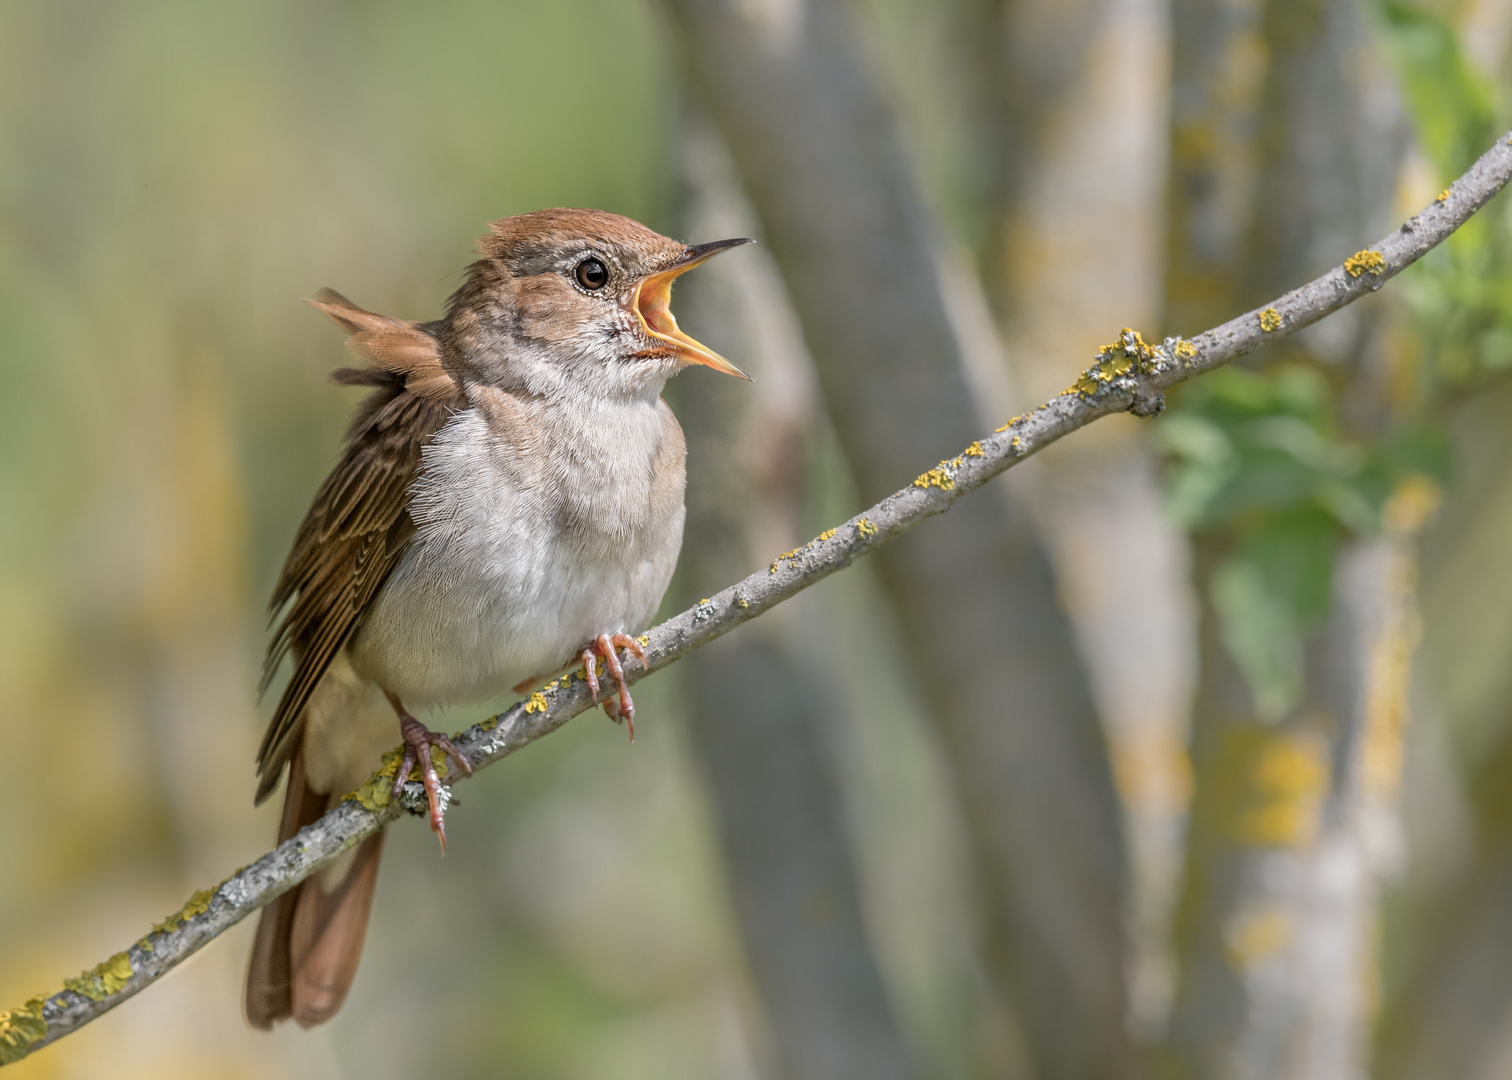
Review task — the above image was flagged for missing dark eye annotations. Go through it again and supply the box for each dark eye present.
[574,257,609,291]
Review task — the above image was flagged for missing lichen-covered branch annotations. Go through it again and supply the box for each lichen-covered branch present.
[3,129,1509,1069]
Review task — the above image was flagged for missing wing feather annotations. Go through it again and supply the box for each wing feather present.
[254,293,460,803]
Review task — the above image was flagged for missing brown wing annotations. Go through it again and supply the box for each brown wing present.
[254,290,460,804]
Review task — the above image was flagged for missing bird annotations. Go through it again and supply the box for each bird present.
[244,208,751,1029]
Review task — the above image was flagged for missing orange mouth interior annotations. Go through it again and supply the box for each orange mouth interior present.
[632,262,749,379]
[637,274,681,340]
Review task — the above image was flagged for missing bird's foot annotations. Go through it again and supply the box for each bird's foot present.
[580,633,647,741]
[388,709,473,853]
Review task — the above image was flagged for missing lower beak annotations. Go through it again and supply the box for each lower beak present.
[632,238,755,379]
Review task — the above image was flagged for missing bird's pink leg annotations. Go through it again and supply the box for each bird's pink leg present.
[579,633,648,741]
[383,691,473,853]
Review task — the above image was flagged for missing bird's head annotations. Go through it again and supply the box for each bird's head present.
[443,208,752,401]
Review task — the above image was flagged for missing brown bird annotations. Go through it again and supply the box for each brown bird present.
[245,209,750,1028]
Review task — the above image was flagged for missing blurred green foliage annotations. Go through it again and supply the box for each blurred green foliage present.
[1158,0,1511,720]
[1378,0,1512,389]
[1158,366,1444,717]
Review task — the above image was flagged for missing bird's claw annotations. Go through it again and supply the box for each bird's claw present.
[580,632,647,741]
[389,713,473,853]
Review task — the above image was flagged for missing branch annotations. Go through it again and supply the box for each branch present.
[4,130,1509,1067]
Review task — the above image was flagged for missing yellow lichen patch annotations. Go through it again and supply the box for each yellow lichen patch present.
[817,528,837,542]
[1208,726,1327,847]
[855,518,877,540]
[1241,737,1327,844]
[0,997,47,1065]
[699,598,711,605]
[1092,328,1159,377]
[963,441,984,458]
[1356,477,1440,807]
[769,546,803,573]
[1066,374,1096,397]
[1010,436,1023,453]
[994,415,1022,433]
[913,466,955,490]
[736,597,749,609]
[478,716,498,732]
[636,634,649,647]
[1258,307,1282,332]
[1384,474,1442,536]
[1174,339,1198,362]
[1344,249,1386,277]
[525,692,548,714]
[63,953,133,1003]
[1224,908,1293,970]
[151,887,216,936]
[1435,189,1450,204]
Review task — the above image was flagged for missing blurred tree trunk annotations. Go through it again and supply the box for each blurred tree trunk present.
[1158,1,1413,1077]
[942,0,1194,1037]
[668,118,921,1080]
[1374,373,1512,1080]
[663,3,1135,1078]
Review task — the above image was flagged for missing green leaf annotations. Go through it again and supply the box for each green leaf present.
[1211,510,1343,721]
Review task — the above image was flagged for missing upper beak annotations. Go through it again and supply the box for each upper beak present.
[632,238,755,379]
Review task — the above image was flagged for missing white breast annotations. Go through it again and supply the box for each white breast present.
[347,389,686,711]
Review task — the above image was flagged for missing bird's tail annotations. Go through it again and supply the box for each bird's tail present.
[245,748,385,1028]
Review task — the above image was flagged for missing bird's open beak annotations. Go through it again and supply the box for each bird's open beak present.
[632,238,754,379]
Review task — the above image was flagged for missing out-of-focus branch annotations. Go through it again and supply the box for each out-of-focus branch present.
[3,129,1509,1069]
[1376,375,1512,1080]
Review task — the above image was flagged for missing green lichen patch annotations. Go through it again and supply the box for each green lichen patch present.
[0,996,48,1065]
[63,952,133,1002]
[1343,249,1386,278]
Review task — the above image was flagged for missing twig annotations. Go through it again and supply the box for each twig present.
[4,130,1509,1068]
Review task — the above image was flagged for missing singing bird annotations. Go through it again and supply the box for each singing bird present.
[245,209,751,1028]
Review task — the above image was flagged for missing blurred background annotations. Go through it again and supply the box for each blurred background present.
[2,1,1511,1077]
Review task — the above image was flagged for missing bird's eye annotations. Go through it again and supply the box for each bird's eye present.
[574,257,609,291]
